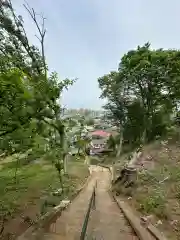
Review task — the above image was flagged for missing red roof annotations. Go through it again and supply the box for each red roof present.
[91,130,110,137]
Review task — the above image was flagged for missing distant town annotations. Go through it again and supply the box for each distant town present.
[63,108,118,155]
[64,108,105,118]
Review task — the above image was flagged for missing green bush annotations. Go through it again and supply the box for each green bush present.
[138,190,167,218]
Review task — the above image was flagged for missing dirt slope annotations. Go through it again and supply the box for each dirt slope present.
[114,140,180,239]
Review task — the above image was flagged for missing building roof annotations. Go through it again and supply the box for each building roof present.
[105,128,119,136]
[91,130,110,138]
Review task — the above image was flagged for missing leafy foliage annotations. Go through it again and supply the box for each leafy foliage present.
[0,2,92,235]
[98,43,180,150]
[0,0,92,205]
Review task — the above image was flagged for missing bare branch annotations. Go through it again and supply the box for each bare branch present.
[23,1,47,79]
[35,34,41,42]
[4,0,42,76]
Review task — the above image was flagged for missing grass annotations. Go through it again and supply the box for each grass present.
[0,156,89,238]
[136,188,168,219]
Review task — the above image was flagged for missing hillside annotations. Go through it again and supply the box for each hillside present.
[0,156,89,239]
[113,139,180,239]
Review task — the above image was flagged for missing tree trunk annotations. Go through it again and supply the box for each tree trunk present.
[78,147,81,155]
[111,129,123,182]
[63,155,68,174]
[14,155,20,184]
[58,169,64,194]
[141,129,146,145]
[116,130,123,157]
[84,155,90,165]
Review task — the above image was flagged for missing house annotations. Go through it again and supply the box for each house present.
[92,139,105,148]
[105,128,119,137]
[89,130,111,154]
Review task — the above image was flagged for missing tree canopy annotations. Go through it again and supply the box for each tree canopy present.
[0,1,92,194]
[98,43,180,152]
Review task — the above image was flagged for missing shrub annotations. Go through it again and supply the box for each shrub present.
[138,190,168,218]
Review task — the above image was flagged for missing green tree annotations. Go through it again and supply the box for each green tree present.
[98,43,180,153]
[119,43,180,142]
[98,71,129,157]
[0,1,76,191]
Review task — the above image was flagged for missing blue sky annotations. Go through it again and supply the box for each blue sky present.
[14,0,180,109]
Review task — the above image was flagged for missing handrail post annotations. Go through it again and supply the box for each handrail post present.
[93,180,97,210]
[80,182,96,240]
[92,188,96,210]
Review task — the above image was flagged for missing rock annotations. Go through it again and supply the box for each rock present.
[156,220,163,226]
[141,216,148,222]
[141,215,153,223]
[140,216,149,227]
[161,140,168,146]
[52,188,62,196]
[170,220,178,226]
[54,200,70,209]
[61,200,70,205]
[146,215,154,221]
[22,216,34,224]
[141,215,154,227]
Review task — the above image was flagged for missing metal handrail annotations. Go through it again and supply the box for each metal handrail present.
[80,180,97,240]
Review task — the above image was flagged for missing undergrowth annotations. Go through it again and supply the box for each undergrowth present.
[114,140,180,239]
[0,156,89,239]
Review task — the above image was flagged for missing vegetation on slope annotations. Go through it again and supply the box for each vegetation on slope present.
[98,43,180,239]
[112,138,180,239]
[0,156,89,239]
[0,1,90,238]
